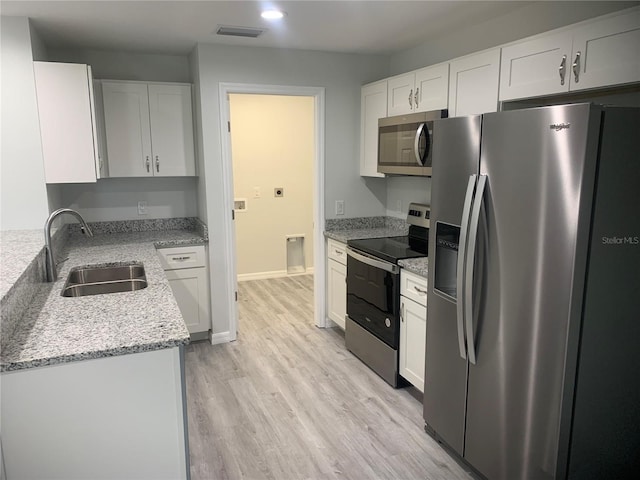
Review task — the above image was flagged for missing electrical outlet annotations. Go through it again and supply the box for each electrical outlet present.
[253,187,261,198]
[335,200,345,216]
[137,201,148,215]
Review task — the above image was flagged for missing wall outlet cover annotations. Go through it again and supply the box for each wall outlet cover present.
[137,201,148,215]
[335,200,345,216]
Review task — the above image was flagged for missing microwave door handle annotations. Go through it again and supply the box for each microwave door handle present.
[347,247,399,274]
[457,175,476,360]
[414,123,426,165]
[464,174,487,365]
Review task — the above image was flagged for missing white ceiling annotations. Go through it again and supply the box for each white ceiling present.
[0,0,540,56]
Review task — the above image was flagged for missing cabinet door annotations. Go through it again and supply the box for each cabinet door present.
[387,73,415,116]
[148,84,196,177]
[33,62,98,183]
[102,82,153,177]
[499,32,573,101]
[414,63,449,112]
[165,267,210,335]
[449,49,501,117]
[570,10,640,91]
[360,81,386,178]
[400,297,427,392]
[327,258,346,329]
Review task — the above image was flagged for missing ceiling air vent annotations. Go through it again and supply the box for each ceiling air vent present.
[216,25,266,38]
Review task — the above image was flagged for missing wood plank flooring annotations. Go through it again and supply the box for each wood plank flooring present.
[185,275,472,480]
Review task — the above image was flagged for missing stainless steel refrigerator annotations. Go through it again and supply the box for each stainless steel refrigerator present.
[424,104,639,480]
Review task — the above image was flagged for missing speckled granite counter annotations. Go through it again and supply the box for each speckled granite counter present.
[1,223,206,372]
[324,216,409,243]
[398,257,429,278]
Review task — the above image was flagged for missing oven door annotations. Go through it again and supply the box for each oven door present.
[346,247,400,348]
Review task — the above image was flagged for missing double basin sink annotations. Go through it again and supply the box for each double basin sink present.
[62,262,147,297]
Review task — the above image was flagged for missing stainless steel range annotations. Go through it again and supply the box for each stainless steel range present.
[345,203,429,387]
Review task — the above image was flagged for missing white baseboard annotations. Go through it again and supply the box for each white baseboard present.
[237,267,314,282]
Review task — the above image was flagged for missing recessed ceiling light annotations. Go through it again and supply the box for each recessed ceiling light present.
[261,9,286,20]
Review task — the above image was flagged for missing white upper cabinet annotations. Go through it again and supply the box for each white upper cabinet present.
[448,49,501,117]
[500,7,640,101]
[414,64,449,112]
[570,10,640,92]
[360,80,387,177]
[148,84,196,177]
[33,62,102,183]
[387,64,449,116]
[101,81,196,178]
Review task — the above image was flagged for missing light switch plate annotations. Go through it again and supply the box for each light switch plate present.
[335,200,345,215]
[137,201,148,215]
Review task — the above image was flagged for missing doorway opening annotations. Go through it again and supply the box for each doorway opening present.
[218,83,326,342]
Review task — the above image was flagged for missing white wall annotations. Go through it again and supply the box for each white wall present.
[389,1,637,75]
[48,48,191,83]
[385,176,432,219]
[230,94,314,278]
[59,177,198,222]
[0,17,49,230]
[193,43,389,337]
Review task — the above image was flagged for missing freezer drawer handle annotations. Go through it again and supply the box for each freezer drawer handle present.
[457,175,477,360]
[464,174,487,365]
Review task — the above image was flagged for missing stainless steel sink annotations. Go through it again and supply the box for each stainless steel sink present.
[62,263,147,297]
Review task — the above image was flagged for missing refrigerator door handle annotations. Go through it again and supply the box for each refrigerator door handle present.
[456,175,477,360]
[464,174,487,365]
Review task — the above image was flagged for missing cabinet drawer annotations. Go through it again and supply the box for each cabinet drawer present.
[327,239,347,265]
[401,269,428,307]
[157,245,206,270]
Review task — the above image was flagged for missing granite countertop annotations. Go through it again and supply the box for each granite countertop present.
[1,229,205,372]
[325,227,408,243]
[398,257,429,278]
[0,230,48,299]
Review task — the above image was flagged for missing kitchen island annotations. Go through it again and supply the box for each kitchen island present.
[0,219,207,480]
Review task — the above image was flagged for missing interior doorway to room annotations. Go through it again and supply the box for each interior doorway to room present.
[228,93,316,332]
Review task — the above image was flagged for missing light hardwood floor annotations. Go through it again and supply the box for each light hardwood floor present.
[185,275,472,480]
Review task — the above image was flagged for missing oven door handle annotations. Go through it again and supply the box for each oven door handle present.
[347,247,399,274]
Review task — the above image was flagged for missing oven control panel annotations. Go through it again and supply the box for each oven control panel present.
[407,202,430,228]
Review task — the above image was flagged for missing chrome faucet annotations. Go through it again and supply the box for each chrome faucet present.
[44,208,93,282]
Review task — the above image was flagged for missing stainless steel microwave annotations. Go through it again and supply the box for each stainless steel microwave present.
[378,110,448,176]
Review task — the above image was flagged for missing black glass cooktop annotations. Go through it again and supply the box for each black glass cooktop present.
[347,236,426,264]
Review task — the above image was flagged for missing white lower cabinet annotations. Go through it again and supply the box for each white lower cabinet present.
[1,348,189,479]
[326,239,347,329]
[158,245,210,338]
[399,269,427,392]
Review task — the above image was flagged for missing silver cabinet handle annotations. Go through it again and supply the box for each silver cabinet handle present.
[408,88,413,108]
[464,174,487,366]
[457,175,476,360]
[572,51,581,84]
[559,55,567,86]
[335,250,343,256]
[414,122,426,165]
[146,156,150,173]
[155,155,160,173]
[172,256,191,261]
[413,286,427,295]
[414,88,419,108]
[400,301,405,322]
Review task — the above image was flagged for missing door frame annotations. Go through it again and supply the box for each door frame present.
[218,83,327,338]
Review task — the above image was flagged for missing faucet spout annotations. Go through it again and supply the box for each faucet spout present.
[44,208,93,282]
